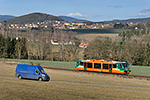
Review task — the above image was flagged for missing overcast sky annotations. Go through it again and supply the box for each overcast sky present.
[1,0,150,22]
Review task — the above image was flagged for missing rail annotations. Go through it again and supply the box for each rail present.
[43,66,150,81]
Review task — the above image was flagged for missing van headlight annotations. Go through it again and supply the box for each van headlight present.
[42,74,45,77]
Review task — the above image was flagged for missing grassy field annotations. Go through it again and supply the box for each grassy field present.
[1,58,150,76]
[1,62,150,100]
[129,65,150,76]
[0,58,76,69]
[71,29,125,42]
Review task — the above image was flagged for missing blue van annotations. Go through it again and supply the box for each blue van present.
[15,64,50,81]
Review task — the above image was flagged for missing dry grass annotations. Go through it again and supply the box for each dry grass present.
[1,78,150,100]
[47,69,150,87]
[0,61,150,100]
[0,62,17,77]
[76,34,119,42]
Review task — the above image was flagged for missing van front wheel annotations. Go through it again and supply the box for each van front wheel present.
[18,75,22,79]
[38,77,43,81]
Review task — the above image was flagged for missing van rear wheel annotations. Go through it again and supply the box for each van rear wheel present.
[38,77,43,81]
[18,75,22,79]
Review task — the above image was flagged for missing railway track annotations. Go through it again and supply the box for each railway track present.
[43,66,150,81]
[4,62,150,81]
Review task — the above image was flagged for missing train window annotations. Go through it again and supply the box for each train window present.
[113,64,117,68]
[87,63,92,68]
[119,64,123,69]
[103,64,108,69]
[80,62,83,65]
[94,63,101,69]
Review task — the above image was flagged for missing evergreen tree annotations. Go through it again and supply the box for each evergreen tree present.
[143,43,150,66]
[147,29,149,34]
[0,34,4,57]
[21,38,28,59]
[6,36,13,58]
[11,38,17,58]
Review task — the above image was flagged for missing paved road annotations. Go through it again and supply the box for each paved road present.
[1,76,150,90]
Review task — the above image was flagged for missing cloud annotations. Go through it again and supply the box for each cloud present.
[130,7,150,18]
[141,8,150,13]
[107,5,123,8]
[67,12,88,18]
[130,13,148,17]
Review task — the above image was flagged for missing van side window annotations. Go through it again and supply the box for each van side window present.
[36,70,40,74]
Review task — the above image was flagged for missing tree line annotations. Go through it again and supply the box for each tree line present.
[0,29,82,61]
[0,34,27,59]
[84,29,150,66]
[119,29,149,41]
[1,27,150,66]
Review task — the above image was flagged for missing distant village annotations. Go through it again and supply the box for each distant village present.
[0,20,139,30]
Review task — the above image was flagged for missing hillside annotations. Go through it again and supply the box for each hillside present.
[59,16,78,21]
[0,15,15,22]
[100,17,150,24]
[60,16,150,23]
[2,12,150,24]
[59,16,87,22]
[6,13,64,24]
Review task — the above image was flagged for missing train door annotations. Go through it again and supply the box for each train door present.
[84,62,87,70]
[109,64,112,73]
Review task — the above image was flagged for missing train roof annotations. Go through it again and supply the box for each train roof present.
[77,59,127,64]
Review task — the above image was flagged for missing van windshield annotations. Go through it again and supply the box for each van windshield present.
[38,66,47,74]
[40,69,47,74]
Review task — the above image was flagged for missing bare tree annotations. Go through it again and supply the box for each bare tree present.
[15,40,23,59]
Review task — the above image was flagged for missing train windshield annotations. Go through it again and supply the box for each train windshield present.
[76,60,83,66]
[76,61,80,66]
[123,63,128,68]
[122,63,129,70]
[118,63,129,70]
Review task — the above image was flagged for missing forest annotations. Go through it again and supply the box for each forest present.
[0,28,82,62]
